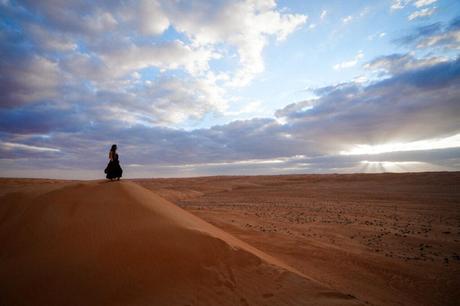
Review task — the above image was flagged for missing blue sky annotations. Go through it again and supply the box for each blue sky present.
[0,0,459,178]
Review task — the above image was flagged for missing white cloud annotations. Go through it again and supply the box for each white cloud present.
[391,0,437,10]
[414,0,437,8]
[359,7,370,18]
[408,7,436,20]
[136,0,170,35]
[320,10,327,20]
[353,75,368,84]
[107,76,228,126]
[160,0,307,87]
[333,51,364,70]
[2,0,306,125]
[342,15,353,24]
[99,40,219,77]
[368,32,387,41]
[391,0,407,10]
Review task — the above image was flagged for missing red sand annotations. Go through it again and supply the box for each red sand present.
[0,179,362,306]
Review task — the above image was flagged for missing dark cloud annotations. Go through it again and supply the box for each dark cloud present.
[448,16,460,30]
[396,15,460,50]
[18,0,119,35]
[275,100,316,118]
[0,104,90,133]
[396,22,442,45]
[278,58,460,151]
[1,56,459,177]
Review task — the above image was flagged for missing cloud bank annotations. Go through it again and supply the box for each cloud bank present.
[1,53,459,178]
[0,1,459,178]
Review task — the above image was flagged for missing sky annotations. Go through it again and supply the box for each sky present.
[0,0,459,179]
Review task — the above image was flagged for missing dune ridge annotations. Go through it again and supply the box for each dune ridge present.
[0,180,361,306]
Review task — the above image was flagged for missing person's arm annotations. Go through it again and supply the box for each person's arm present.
[109,151,113,161]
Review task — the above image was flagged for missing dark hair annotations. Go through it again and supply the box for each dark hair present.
[111,144,117,152]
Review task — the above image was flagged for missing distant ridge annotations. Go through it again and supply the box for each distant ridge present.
[0,180,361,306]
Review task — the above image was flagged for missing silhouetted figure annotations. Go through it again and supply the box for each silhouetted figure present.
[104,144,123,180]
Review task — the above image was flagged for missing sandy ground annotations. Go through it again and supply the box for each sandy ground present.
[132,172,460,306]
[0,178,362,306]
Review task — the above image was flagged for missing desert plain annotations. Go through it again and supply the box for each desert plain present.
[1,172,459,306]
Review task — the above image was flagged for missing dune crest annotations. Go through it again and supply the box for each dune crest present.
[0,180,360,306]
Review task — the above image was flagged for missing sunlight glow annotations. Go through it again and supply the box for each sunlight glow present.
[0,142,60,152]
[359,160,447,172]
[162,155,307,168]
[340,134,460,155]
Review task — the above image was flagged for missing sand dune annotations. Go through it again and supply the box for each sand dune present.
[0,180,361,306]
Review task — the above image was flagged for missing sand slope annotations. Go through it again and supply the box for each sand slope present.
[0,180,361,306]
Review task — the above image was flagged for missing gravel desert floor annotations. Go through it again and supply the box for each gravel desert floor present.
[133,172,460,306]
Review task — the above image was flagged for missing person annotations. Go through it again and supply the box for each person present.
[104,144,123,180]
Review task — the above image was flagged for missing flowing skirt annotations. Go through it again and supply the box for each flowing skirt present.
[105,160,123,179]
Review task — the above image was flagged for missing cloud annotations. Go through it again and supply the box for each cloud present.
[155,0,307,86]
[390,0,437,10]
[333,51,364,70]
[408,7,436,21]
[0,104,89,134]
[0,55,61,107]
[365,53,448,74]
[279,58,460,153]
[342,15,353,24]
[320,10,327,20]
[0,0,306,126]
[391,0,411,10]
[98,40,219,77]
[397,17,460,50]
[135,0,170,35]
[274,100,316,118]
[1,56,459,177]
[103,76,228,125]
[26,24,78,52]
[413,0,437,8]
[17,1,119,35]
[368,32,386,41]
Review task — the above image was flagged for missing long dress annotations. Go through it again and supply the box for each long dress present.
[105,153,123,179]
